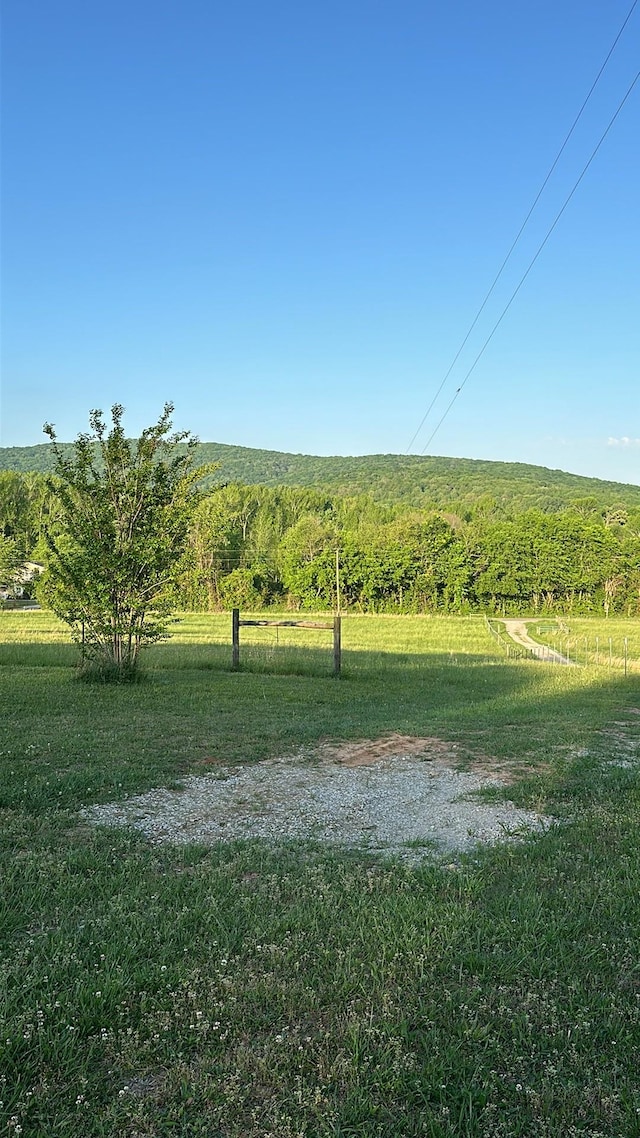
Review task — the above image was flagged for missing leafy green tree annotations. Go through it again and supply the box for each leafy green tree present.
[40,404,212,679]
[184,489,246,609]
[336,516,465,612]
[0,470,58,557]
[278,514,337,606]
[0,535,23,598]
[0,472,32,551]
[471,511,621,613]
[218,567,266,609]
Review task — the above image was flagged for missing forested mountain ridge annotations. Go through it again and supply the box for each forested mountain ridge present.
[2,441,640,513]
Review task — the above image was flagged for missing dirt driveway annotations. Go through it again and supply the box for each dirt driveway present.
[502,619,573,664]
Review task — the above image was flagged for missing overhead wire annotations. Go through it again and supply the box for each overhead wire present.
[419,67,640,453]
[406,0,639,453]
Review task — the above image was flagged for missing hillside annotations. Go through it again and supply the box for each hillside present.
[2,440,640,514]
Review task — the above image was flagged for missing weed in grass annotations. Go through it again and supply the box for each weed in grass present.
[77,659,144,684]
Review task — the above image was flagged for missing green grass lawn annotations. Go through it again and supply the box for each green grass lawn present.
[2,612,640,1136]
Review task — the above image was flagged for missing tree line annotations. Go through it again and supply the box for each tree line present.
[3,468,640,616]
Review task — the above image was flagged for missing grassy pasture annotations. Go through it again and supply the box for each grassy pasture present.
[1,612,640,1136]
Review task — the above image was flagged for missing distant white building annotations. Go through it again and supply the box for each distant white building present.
[0,561,44,600]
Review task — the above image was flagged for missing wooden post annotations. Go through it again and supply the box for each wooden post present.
[232,608,240,669]
[333,614,341,676]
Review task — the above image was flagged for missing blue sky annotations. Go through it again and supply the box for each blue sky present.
[2,0,639,484]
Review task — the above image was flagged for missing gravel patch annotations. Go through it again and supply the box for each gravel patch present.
[82,745,552,859]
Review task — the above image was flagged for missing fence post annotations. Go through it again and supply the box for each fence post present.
[333,614,341,676]
[232,608,240,670]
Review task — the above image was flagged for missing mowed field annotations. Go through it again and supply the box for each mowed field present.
[2,612,640,1137]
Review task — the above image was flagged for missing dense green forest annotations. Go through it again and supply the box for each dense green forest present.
[2,463,640,615]
[2,440,640,513]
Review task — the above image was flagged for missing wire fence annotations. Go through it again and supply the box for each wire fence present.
[540,631,637,674]
[486,617,640,674]
[485,618,537,661]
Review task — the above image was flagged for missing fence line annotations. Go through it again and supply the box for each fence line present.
[232,609,342,675]
[484,617,537,661]
[544,632,636,673]
[485,616,639,672]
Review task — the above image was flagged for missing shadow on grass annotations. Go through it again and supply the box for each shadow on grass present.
[0,640,78,667]
[0,633,505,676]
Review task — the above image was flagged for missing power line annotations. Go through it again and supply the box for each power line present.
[406,0,639,453]
[420,67,640,453]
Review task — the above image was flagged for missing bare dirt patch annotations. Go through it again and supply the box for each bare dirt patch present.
[82,735,552,859]
[316,733,458,766]
[318,733,545,786]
